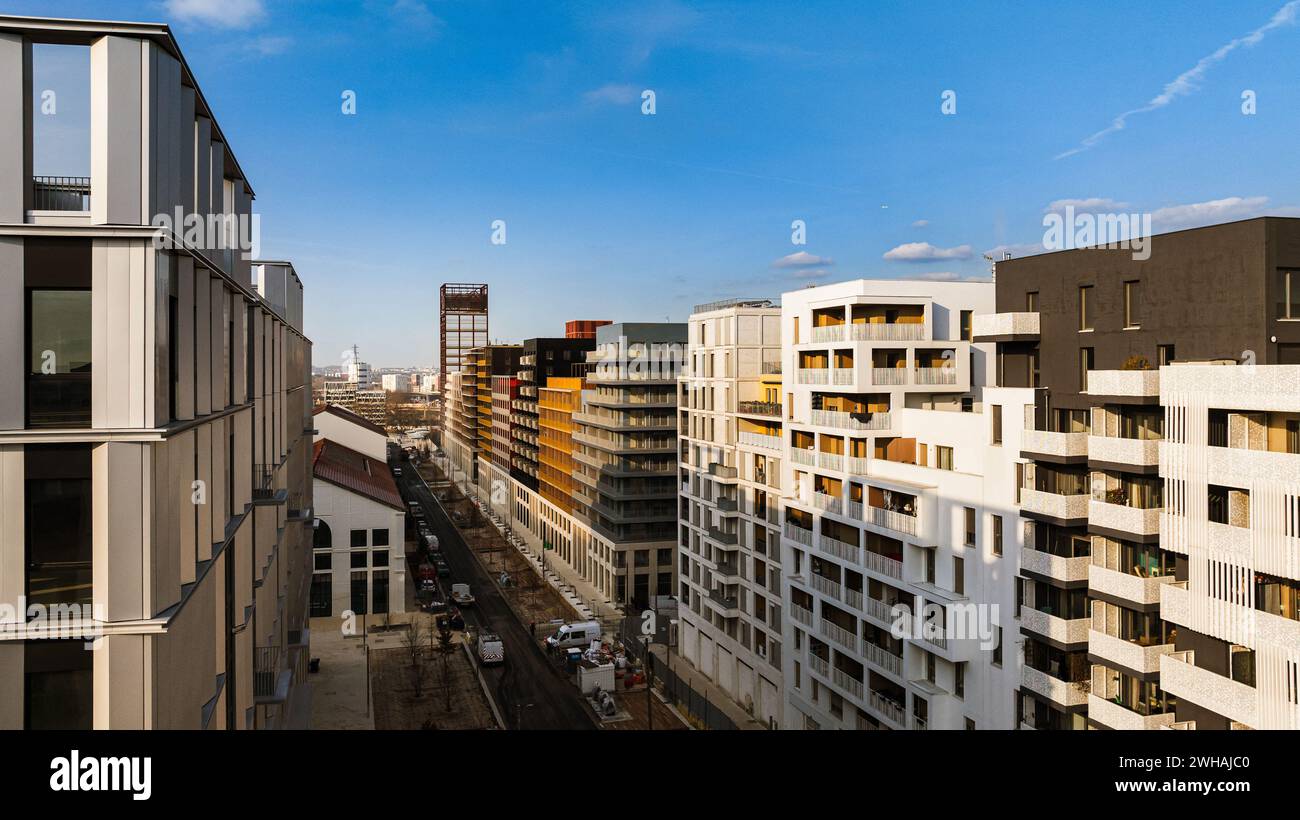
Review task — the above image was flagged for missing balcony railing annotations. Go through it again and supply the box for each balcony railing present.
[851,323,925,342]
[810,409,891,432]
[818,451,844,471]
[818,534,858,562]
[832,368,854,385]
[811,325,846,343]
[863,550,904,580]
[864,641,903,676]
[867,505,917,535]
[737,400,781,417]
[797,368,830,385]
[871,367,907,386]
[783,521,814,546]
[819,618,859,652]
[832,667,865,699]
[32,175,90,211]
[737,431,782,451]
[253,646,281,699]
[913,366,957,385]
[869,690,905,725]
[791,603,814,626]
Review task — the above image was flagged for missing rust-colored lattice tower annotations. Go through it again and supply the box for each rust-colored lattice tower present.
[440,283,488,375]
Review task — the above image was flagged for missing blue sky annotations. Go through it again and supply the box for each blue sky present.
[14,0,1300,367]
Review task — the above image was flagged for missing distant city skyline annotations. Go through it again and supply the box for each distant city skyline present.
[15,0,1300,367]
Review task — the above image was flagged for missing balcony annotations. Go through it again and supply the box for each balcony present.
[1086,693,1177,730]
[705,526,738,546]
[912,367,956,386]
[1019,488,1089,523]
[866,505,917,536]
[737,400,782,417]
[1086,369,1159,399]
[863,550,904,581]
[868,690,906,726]
[818,452,844,472]
[1159,650,1257,728]
[1020,606,1089,646]
[864,642,903,676]
[1088,630,1175,675]
[1088,562,1174,607]
[1021,429,1088,460]
[832,667,865,699]
[810,573,841,599]
[972,312,1039,341]
[707,588,741,615]
[811,325,847,343]
[737,431,782,451]
[791,448,816,467]
[1088,435,1160,468]
[808,652,831,677]
[812,491,843,515]
[1021,666,1089,708]
[850,323,925,342]
[817,533,858,563]
[797,368,829,385]
[253,645,291,704]
[1019,549,1089,583]
[819,618,859,653]
[783,521,813,546]
[871,367,907,386]
[810,409,891,432]
[714,561,742,583]
[831,368,855,386]
[32,175,90,212]
[791,603,814,627]
[1089,498,1161,537]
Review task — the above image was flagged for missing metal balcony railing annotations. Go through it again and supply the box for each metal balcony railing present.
[32,176,90,211]
[253,646,281,698]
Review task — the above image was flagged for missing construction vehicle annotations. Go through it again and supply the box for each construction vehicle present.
[476,631,504,665]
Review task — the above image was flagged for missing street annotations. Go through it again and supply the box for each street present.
[394,454,597,730]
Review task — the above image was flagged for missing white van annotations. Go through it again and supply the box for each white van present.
[545,620,601,651]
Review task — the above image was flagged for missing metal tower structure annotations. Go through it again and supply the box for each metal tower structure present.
[440,283,489,375]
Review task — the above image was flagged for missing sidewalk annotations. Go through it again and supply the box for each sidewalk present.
[649,643,768,730]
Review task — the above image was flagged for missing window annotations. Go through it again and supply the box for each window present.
[350,529,367,548]
[960,310,973,341]
[955,662,966,698]
[657,548,672,565]
[314,553,332,571]
[1123,280,1141,328]
[961,396,973,413]
[24,641,93,729]
[991,514,1004,556]
[991,625,1003,666]
[1157,344,1175,367]
[1026,291,1038,312]
[313,519,332,549]
[1079,285,1093,331]
[310,573,331,617]
[936,446,954,471]
[1079,347,1094,391]
[25,445,92,609]
[925,548,936,584]
[372,571,389,614]
[1279,269,1300,319]
[371,549,389,569]
[350,570,368,615]
[351,550,368,569]
[371,528,389,547]
[963,507,977,546]
[27,289,92,428]
[991,405,1002,445]
[953,556,965,595]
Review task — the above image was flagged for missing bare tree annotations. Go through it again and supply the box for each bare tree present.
[401,620,428,698]
[436,619,455,713]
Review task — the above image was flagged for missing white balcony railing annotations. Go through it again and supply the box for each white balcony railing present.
[871,367,907,386]
[867,505,918,535]
[818,452,844,472]
[863,550,904,580]
[737,431,782,451]
[850,323,925,342]
[913,367,957,385]
[972,311,1039,338]
[797,369,829,385]
[810,410,891,432]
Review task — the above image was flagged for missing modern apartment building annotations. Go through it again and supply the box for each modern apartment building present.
[0,16,314,729]
[572,323,686,610]
[509,336,596,489]
[677,299,786,726]
[537,377,584,514]
[442,344,520,482]
[979,216,1300,730]
[566,319,613,340]
[490,374,518,473]
[780,280,1032,730]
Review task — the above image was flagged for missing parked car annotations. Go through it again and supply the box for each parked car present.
[435,560,450,578]
[477,632,504,665]
[545,620,602,651]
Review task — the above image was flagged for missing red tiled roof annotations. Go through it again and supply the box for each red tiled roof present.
[312,403,387,436]
[311,438,404,511]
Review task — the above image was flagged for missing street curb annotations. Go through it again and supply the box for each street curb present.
[462,640,505,730]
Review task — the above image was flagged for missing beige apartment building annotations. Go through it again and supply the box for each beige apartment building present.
[677,299,786,726]
[0,16,314,729]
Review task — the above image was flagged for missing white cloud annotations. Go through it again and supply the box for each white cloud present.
[883,242,973,262]
[1150,196,1270,231]
[910,219,929,228]
[389,0,444,34]
[773,251,834,268]
[1056,1,1300,158]
[1045,198,1130,212]
[165,0,266,29]
[583,83,640,105]
[246,35,292,56]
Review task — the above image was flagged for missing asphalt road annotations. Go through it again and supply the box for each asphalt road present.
[393,455,596,731]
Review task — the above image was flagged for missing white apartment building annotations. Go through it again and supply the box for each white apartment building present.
[381,373,413,393]
[780,280,1031,730]
[0,16,313,729]
[677,299,786,726]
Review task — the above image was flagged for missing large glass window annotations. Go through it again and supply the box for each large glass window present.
[310,573,331,618]
[25,444,92,610]
[25,640,93,729]
[371,571,389,615]
[27,289,91,428]
[350,571,368,615]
